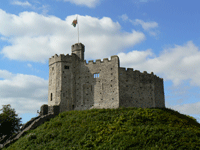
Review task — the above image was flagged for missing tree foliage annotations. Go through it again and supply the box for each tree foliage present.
[0,104,23,138]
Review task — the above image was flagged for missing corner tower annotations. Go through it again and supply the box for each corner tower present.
[71,43,85,61]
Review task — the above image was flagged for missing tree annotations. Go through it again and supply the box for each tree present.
[0,104,23,138]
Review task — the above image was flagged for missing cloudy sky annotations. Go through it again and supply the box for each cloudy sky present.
[0,0,200,125]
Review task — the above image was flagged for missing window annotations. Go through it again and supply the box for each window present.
[64,66,69,69]
[51,93,52,101]
[94,73,99,78]
[52,67,54,71]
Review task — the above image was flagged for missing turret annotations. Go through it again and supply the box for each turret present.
[71,43,85,61]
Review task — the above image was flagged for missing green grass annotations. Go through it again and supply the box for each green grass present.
[2,106,200,150]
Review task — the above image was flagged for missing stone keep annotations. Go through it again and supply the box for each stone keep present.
[47,43,165,114]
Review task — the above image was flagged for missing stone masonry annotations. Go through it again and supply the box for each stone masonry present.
[47,43,165,114]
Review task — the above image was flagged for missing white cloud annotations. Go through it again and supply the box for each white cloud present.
[119,15,159,36]
[130,19,159,36]
[27,63,32,67]
[11,0,32,6]
[119,14,129,21]
[0,71,48,114]
[0,9,145,64]
[0,70,14,80]
[132,19,158,30]
[118,41,200,87]
[60,0,101,8]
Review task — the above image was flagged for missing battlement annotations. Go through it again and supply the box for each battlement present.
[83,55,119,65]
[71,43,85,52]
[119,67,163,80]
[71,43,85,60]
[49,53,75,66]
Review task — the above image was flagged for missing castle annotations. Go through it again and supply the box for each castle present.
[0,43,166,149]
[41,43,165,115]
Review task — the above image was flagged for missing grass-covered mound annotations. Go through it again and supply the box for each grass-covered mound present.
[2,107,200,150]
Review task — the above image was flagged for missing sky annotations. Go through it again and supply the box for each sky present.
[0,0,200,126]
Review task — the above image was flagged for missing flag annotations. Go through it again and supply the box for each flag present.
[72,19,78,27]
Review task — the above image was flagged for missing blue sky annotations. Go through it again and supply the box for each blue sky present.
[0,0,200,125]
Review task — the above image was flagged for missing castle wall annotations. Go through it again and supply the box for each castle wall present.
[48,43,165,114]
[48,54,63,106]
[154,77,165,108]
[48,52,120,113]
[119,68,156,108]
[75,55,120,111]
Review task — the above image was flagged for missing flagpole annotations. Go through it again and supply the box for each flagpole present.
[77,15,79,44]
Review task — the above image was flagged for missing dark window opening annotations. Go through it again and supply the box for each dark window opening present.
[64,66,69,69]
[51,93,52,101]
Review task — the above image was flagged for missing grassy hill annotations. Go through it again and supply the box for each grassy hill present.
[2,107,200,150]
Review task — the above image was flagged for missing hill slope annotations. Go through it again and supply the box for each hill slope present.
[2,107,200,150]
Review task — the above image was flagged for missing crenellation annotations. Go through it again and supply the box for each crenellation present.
[47,43,165,114]
[95,59,101,63]
[88,60,94,65]
[127,68,133,71]
[49,53,74,66]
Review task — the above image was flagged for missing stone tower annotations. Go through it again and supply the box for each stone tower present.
[71,43,85,61]
[48,43,85,113]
